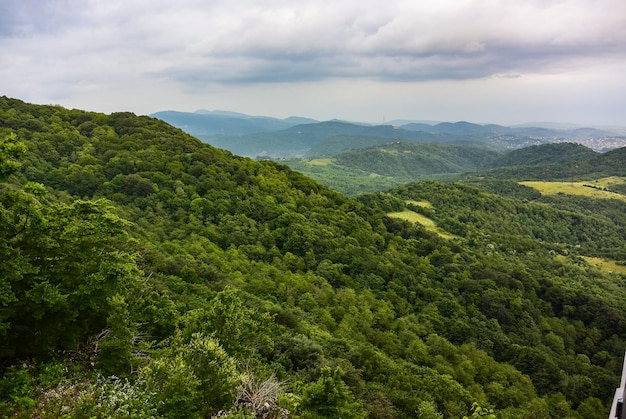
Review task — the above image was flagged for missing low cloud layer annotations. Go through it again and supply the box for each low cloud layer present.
[2,0,625,124]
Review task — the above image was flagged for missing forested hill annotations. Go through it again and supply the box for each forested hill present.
[195,120,482,158]
[476,144,626,180]
[332,142,500,178]
[485,142,599,168]
[1,96,625,418]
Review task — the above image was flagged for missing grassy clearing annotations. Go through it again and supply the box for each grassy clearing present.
[520,177,626,202]
[593,176,626,188]
[308,158,333,166]
[388,209,436,227]
[581,256,626,275]
[387,209,456,240]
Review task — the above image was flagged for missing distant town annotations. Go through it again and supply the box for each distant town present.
[490,135,626,151]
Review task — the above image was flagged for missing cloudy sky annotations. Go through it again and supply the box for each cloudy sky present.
[2,0,625,126]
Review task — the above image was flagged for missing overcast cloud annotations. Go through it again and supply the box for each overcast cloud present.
[1,0,625,125]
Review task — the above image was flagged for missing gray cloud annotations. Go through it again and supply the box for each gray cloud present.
[1,0,625,124]
[132,0,626,85]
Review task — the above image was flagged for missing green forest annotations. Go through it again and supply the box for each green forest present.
[1,96,625,418]
[283,141,499,196]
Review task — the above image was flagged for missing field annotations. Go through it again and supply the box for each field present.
[387,207,456,240]
[582,256,626,275]
[308,158,333,166]
[520,177,626,202]
[520,177,626,274]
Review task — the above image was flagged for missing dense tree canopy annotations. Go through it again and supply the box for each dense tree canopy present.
[0,96,625,418]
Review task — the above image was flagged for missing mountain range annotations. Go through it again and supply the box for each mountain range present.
[152,109,625,158]
[151,110,317,136]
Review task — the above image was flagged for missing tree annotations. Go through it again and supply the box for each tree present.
[182,287,274,357]
[142,332,241,418]
[0,195,140,358]
[300,367,367,419]
[0,132,26,179]
[97,294,134,376]
[463,402,496,419]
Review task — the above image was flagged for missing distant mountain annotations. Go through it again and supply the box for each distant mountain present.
[474,144,626,180]
[431,121,500,135]
[510,122,591,129]
[305,133,495,159]
[197,121,481,158]
[401,121,505,135]
[401,121,616,139]
[152,110,625,158]
[194,109,251,118]
[151,110,317,136]
[284,116,319,125]
[198,131,316,159]
[306,135,404,157]
[387,119,440,126]
[485,143,599,168]
[283,120,463,143]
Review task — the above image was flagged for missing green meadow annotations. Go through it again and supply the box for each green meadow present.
[520,177,626,202]
[582,256,626,275]
[387,205,457,240]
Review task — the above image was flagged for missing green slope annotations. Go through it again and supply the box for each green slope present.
[283,141,499,195]
[0,96,625,419]
[474,144,626,181]
[334,142,500,177]
[485,142,599,168]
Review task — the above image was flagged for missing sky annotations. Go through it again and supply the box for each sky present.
[1,0,626,126]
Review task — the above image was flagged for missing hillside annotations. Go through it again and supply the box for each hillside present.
[485,143,599,168]
[1,97,625,418]
[334,142,500,178]
[154,110,626,166]
[305,134,401,156]
[475,145,626,181]
[196,121,477,159]
[281,142,499,196]
[390,181,626,260]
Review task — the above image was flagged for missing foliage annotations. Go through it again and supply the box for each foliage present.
[299,367,367,418]
[0,132,27,179]
[0,189,140,360]
[333,141,498,178]
[281,141,498,195]
[475,146,626,181]
[484,143,598,169]
[0,96,625,418]
[463,402,496,419]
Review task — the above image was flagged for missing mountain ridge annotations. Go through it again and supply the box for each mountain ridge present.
[152,109,626,158]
